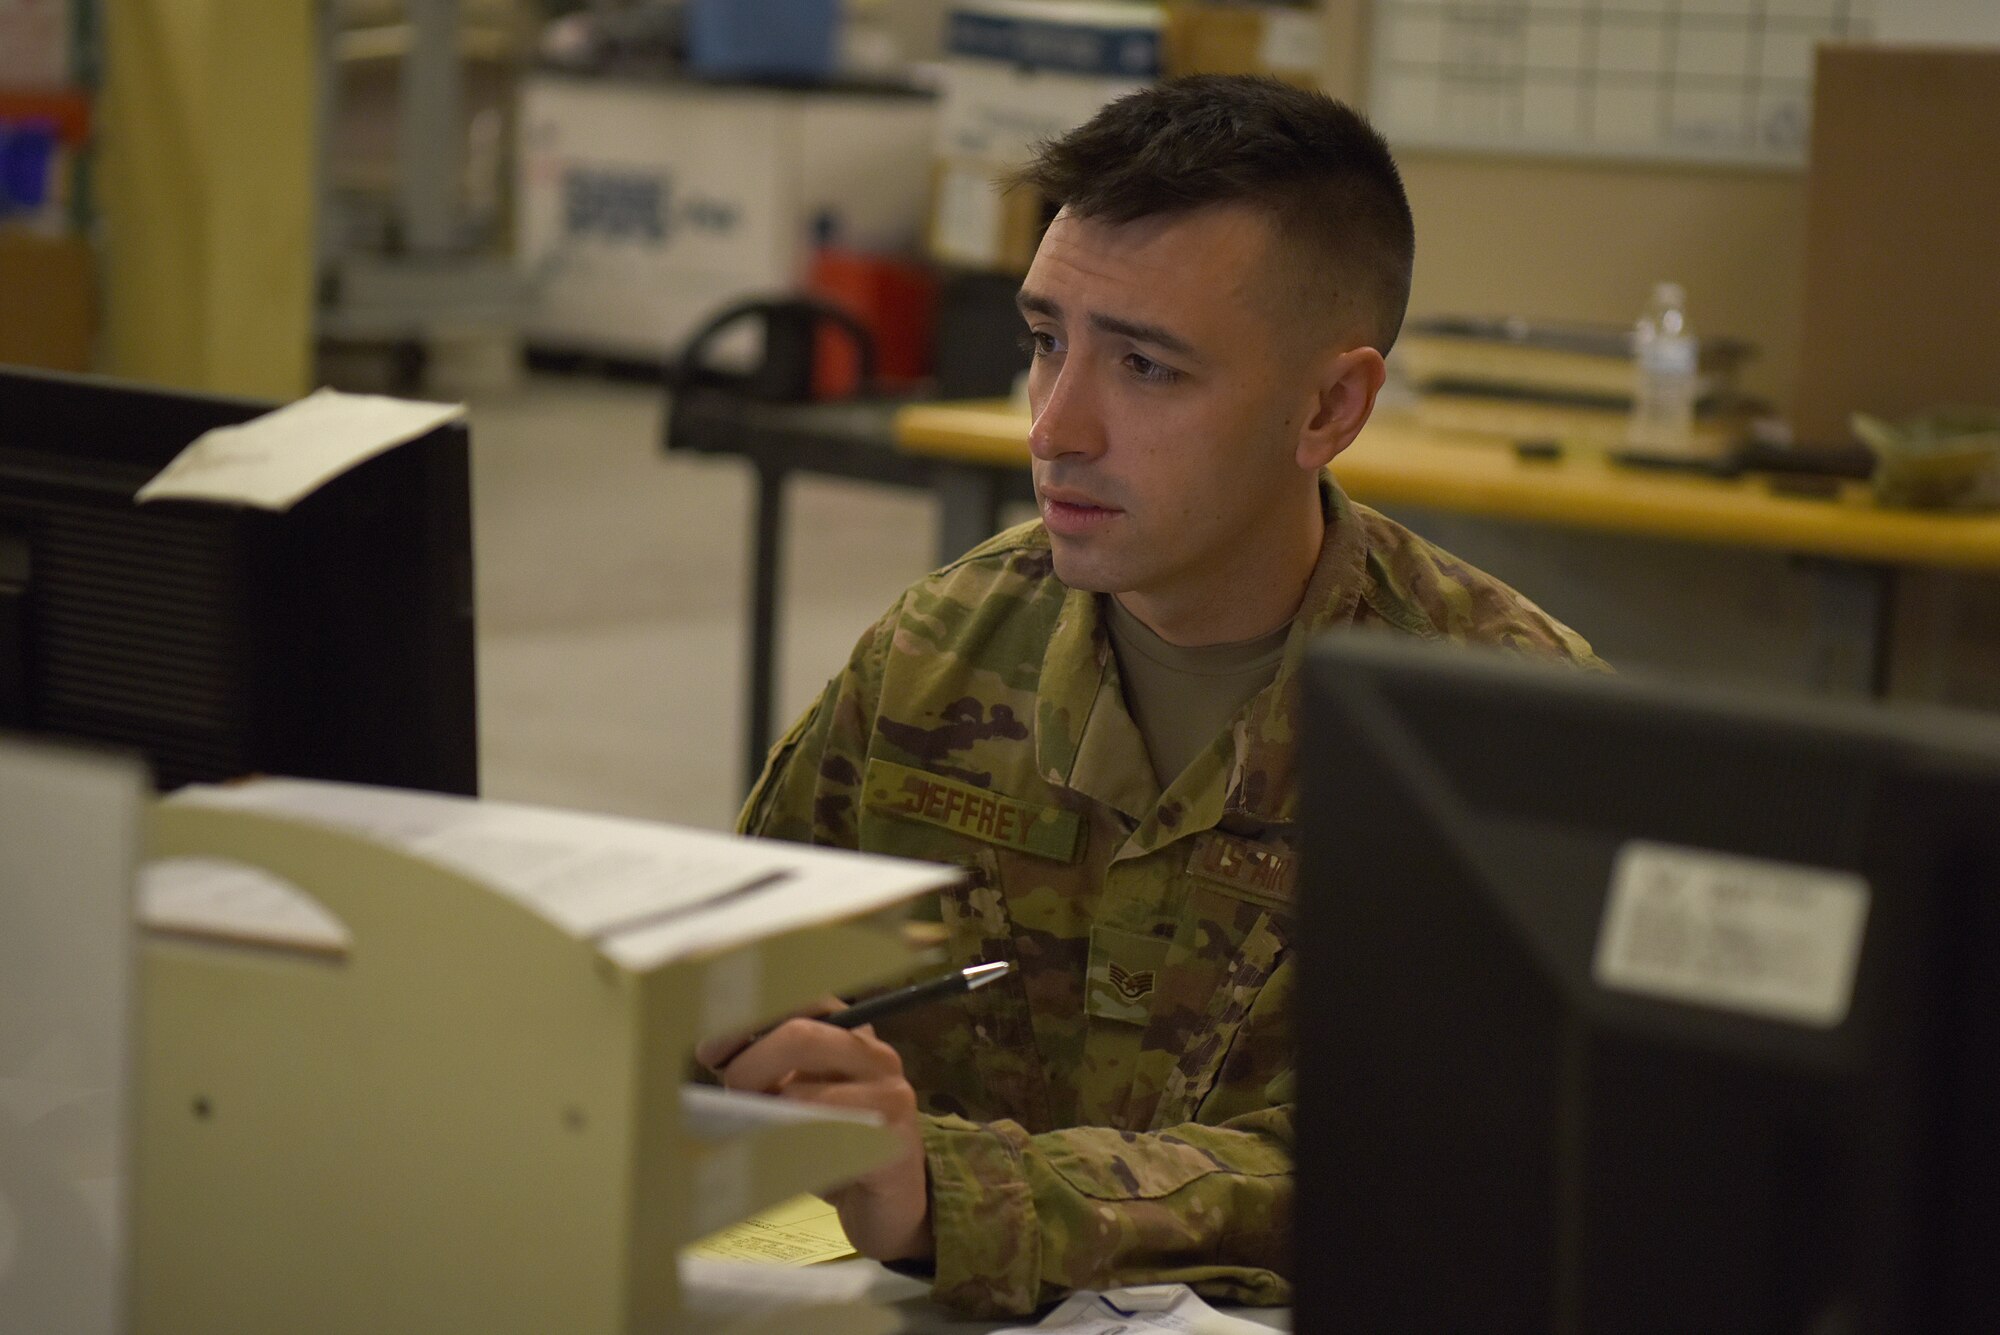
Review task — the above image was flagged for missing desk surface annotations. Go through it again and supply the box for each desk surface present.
[893,401,2000,575]
[841,1260,1291,1332]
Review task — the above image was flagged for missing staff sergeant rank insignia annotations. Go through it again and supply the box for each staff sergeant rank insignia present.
[1087,926,1170,1025]
[1107,961,1155,1001]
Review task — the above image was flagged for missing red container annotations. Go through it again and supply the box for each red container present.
[807,246,938,400]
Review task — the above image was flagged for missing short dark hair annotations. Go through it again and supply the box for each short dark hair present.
[1010,75,1416,353]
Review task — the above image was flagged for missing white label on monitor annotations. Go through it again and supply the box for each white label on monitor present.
[1594,841,1870,1028]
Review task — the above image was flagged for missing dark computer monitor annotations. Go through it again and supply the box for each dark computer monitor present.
[0,365,477,794]
[1295,634,2000,1334]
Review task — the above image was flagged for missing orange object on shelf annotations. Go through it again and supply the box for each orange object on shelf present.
[807,246,937,400]
[0,88,92,144]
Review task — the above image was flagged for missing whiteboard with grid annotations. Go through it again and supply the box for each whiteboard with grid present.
[1369,1,1875,167]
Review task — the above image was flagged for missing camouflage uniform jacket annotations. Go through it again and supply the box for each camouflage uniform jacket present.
[739,477,1604,1317]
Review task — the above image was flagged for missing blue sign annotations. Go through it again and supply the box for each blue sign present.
[946,9,1162,78]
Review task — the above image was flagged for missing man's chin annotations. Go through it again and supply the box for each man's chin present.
[1046,542,1127,595]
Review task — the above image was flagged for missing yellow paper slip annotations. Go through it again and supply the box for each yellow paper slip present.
[683,1194,857,1266]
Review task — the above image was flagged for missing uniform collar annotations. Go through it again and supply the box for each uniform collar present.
[1036,473,1370,835]
[1214,474,1370,830]
[1036,583,1160,821]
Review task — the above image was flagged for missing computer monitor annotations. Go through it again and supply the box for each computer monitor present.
[1295,634,2000,1334]
[0,366,477,794]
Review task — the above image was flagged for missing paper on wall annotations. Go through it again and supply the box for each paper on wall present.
[134,388,464,511]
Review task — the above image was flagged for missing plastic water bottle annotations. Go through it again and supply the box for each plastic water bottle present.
[1629,282,1700,456]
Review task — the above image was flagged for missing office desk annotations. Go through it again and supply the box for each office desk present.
[670,392,2000,788]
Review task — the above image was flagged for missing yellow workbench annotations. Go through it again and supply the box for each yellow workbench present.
[670,391,1994,787]
[892,399,2000,704]
[893,402,2000,576]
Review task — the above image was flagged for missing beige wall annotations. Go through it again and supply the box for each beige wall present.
[1396,154,1809,409]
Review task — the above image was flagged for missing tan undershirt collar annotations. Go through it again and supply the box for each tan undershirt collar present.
[1105,595,1290,790]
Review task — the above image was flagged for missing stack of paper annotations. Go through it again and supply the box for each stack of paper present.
[141,778,959,971]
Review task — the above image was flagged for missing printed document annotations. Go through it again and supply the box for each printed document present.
[135,388,464,511]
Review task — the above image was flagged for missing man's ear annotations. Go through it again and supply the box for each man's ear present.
[1295,346,1388,472]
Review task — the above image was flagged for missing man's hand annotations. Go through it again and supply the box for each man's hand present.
[714,1017,934,1264]
[693,995,845,1073]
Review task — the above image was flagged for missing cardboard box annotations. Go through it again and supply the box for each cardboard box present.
[930,3,1162,270]
[1164,3,1323,88]
[515,76,935,362]
[935,2,1161,162]
[1793,46,2000,444]
[933,55,1154,166]
[930,158,1053,272]
[0,228,93,371]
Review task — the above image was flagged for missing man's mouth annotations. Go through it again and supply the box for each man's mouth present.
[1039,487,1121,536]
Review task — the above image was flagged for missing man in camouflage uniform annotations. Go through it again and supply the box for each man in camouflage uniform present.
[704,76,1604,1318]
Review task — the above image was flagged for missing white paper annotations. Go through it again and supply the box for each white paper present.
[931,163,1005,268]
[681,1087,885,1238]
[998,1286,1280,1334]
[158,779,961,971]
[680,1085,883,1141]
[163,780,792,943]
[139,857,351,956]
[134,388,464,511]
[677,1255,879,1318]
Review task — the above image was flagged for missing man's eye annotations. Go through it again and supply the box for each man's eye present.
[1017,331,1061,358]
[1126,353,1180,384]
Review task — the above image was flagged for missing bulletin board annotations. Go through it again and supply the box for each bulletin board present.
[1368,1,1876,168]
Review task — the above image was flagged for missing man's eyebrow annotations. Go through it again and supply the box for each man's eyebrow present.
[1088,313,1197,360]
[1014,290,1199,361]
[1016,289,1060,320]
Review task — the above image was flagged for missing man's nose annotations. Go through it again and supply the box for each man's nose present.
[1028,362,1107,463]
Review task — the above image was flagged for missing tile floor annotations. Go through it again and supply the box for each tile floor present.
[468,372,1004,832]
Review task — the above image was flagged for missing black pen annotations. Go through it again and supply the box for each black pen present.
[823,961,1013,1030]
[711,962,1012,1071]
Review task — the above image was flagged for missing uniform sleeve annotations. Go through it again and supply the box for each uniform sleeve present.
[918,1103,1293,1318]
[736,594,906,849]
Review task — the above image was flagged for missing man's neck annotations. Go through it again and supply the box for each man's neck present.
[1114,489,1326,646]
